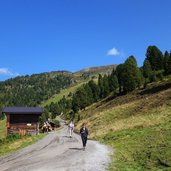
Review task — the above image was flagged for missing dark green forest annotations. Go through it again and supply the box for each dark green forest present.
[0,71,74,110]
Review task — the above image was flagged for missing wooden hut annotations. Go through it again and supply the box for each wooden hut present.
[2,107,43,136]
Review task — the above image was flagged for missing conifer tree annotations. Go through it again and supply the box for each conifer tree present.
[143,58,152,87]
[164,50,171,75]
[146,45,164,71]
[115,64,124,93]
[87,80,100,102]
[108,69,119,94]
[72,86,89,112]
[122,56,141,92]
[83,84,93,105]
[98,74,104,98]
[102,74,110,97]
[72,93,80,113]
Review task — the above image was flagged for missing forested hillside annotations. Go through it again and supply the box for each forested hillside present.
[0,65,115,118]
[0,71,74,108]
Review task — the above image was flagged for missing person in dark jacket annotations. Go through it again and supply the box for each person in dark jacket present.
[80,123,88,150]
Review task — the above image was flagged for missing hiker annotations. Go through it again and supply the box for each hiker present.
[68,121,74,138]
[80,123,88,150]
[42,122,48,133]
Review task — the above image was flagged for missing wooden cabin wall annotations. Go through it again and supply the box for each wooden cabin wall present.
[5,113,41,136]
[7,123,39,136]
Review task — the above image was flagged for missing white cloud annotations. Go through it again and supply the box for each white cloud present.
[0,68,19,76]
[107,47,120,56]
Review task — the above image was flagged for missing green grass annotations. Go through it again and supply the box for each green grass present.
[0,119,6,139]
[100,120,171,171]
[0,133,46,156]
[42,81,86,106]
[95,103,171,171]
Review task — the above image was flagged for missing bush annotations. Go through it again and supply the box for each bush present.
[0,133,22,145]
[0,113,5,120]
[52,119,60,127]
[6,133,21,142]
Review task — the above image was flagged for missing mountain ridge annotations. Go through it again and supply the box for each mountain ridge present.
[0,64,117,108]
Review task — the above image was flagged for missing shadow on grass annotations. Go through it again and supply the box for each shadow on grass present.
[140,82,171,95]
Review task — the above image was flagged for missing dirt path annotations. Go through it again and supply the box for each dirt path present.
[0,121,111,171]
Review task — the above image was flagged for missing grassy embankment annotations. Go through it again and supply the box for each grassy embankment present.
[0,120,46,156]
[0,119,6,140]
[75,79,171,170]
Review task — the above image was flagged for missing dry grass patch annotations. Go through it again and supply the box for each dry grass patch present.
[76,98,171,139]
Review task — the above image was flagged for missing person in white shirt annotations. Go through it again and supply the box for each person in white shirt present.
[68,121,74,138]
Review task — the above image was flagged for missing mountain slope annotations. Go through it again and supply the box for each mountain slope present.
[74,64,117,78]
[0,71,75,107]
[75,78,171,170]
[41,64,117,106]
[0,63,117,110]
[41,81,87,106]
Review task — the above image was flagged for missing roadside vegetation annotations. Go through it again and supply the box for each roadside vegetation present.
[0,118,46,157]
[0,119,6,139]
[0,132,46,156]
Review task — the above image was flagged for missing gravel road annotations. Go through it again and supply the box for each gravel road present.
[0,120,111,171]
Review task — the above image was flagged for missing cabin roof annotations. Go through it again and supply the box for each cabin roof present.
[2,107,43,114]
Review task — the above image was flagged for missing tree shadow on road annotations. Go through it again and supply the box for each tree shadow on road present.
[63,136,71,138]
[69,147,84,151]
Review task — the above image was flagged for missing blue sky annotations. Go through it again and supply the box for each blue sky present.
[0,0,171,80]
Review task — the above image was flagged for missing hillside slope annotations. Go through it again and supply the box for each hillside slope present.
[41,81,87,106]
[75,79,171,170]
[0,64,116,108]
[0,71,75,107]
[75,64,117,78]
[41,64,116,106]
